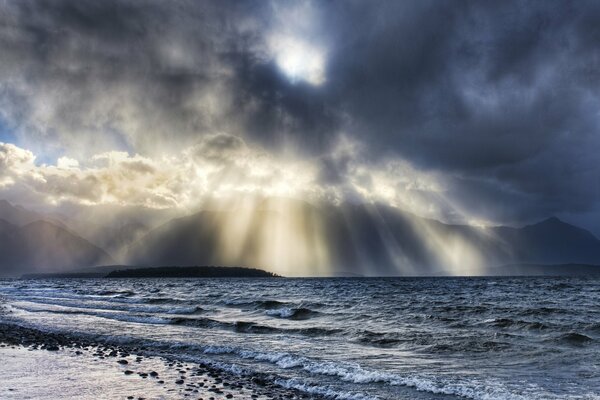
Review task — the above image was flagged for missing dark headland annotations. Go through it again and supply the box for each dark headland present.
[22,265,280,279]
[107,266,280,278]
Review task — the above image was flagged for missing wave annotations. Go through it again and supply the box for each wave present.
[92,290,136,297]
[518,307,566,316]
[170,317,340,337]
[434,304,490,314]
[425,340,512,353]
[169,317,270,333]
[585,322,600,332]
[6,291,145,304]
[274,378,377,400]
[355,331,403,348]
[224,299,292,310]
[11,297,202,315]
[556,332,593,345]
[202,345,527,400]
[143,297,187,304]
[11,302,337,337]
[482,318,547,330]
[356,329,514,353]
[12,305,173,325]
[265,307,320,320]
[169,316,218,328]
[549,282,574,290]
[165,306,204,314]
[7,291,192,308]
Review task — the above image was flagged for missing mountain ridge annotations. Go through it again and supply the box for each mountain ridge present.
[0,214,114,276]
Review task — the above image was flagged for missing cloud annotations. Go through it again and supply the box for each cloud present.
[0,1,599,231]
[0,0,337,158]
[0,142,36,186]
[0,144,182,208]
[319,1,600,224]
[0,137,319,209]
[0,136,461,227]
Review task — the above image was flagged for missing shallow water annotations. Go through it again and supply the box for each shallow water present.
[1,277,599,399]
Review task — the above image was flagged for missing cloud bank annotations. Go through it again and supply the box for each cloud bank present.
[0,135,451,225]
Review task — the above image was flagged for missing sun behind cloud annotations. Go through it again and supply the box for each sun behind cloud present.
[269,34,326,86]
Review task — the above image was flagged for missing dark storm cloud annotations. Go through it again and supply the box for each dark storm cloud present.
[322,1,593,165]
[0,0,268,154]
[0,0,339,157]
[0,0,599,230]
[314,0,600,226]
[232,60,337,151]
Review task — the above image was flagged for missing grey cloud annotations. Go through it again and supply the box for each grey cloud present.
[0,0,266,155]
[312,0,600,227]
[191,133,247,163]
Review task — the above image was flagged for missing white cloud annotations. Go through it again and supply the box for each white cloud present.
[56,157,79,169]
[0,142,36,187]
[0,135,473,225]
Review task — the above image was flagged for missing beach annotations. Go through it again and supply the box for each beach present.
[0,323,313,400]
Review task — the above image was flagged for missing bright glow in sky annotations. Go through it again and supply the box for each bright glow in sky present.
[269,35,326,86]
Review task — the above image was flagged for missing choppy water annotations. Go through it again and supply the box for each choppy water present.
[1,277,599,399]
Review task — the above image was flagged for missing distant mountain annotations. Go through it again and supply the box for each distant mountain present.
[44,203,176,258]
[97,221,149,260]
[127,199,600,276]
[0,199,153,264]
[0,218,114,276]
[3,198,600,277]
[66,220,150,262]
[491,217,600,265]
[0,199,66,228]
[0,199,40,225]
[0,219,24,272]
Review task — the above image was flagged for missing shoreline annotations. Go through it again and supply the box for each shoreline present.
[0,322,315,400]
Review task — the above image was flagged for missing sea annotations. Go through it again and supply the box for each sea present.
[0,277,599,400]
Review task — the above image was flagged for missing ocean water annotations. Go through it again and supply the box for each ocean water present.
[0,277,599,400]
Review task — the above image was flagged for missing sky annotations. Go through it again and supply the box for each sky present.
[1,0,600,234]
